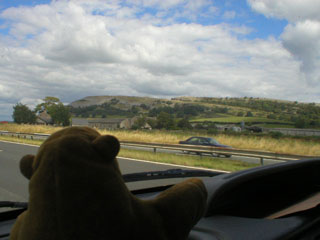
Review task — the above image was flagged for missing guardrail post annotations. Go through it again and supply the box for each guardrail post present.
[153,147,157,153]
[260,157,264,165]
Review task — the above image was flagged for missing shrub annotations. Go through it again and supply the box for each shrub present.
[270,131,283,139]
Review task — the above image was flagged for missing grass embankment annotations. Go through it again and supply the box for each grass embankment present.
[119,149,257,172]
[0,135,43,145]
[1,124,319,156]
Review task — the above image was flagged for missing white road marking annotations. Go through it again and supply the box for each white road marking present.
[0,186,27,202]
[0,140,39,147]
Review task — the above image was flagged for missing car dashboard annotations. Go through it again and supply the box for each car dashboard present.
[1,158,320,240]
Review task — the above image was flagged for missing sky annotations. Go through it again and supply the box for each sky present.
[0,0,320,120]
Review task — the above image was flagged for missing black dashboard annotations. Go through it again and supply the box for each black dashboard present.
[1,158,320,240]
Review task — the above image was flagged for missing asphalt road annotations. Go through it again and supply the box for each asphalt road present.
[0,141,35,202]
[0,140,218,204]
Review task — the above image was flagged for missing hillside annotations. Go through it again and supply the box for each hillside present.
[69,96,320,129]
[69,96,168,109]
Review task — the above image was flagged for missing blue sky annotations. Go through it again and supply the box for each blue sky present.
[0,0,49,8]
[0,0,288,39]
[0,0,319,120]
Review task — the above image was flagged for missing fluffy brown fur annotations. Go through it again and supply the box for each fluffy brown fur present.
[10,126,207,240]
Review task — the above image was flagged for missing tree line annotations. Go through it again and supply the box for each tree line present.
[12,96,70,126]
[12,95,320,130]
[69,103,133,118]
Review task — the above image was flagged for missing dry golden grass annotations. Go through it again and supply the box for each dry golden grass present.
[102,130,320,156]
[99,129,186,144]
[0,135,43,145]
[0,124,63,134]
[216,134,320,156]
[1,124,319,156]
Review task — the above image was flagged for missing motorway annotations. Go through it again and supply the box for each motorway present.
[0,140,221,204]
[0,131,289,166]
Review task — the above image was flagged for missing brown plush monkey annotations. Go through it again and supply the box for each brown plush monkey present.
[10,127,207,240]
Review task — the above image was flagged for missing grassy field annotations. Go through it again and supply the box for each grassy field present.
[191,116,292,124]
[256,124,295,128]
[0,123,319,156]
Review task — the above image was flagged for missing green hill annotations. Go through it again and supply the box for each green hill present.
[69,96,320,129]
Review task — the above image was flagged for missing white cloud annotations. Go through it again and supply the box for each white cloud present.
[281,20,320,86]
[248,0,320,89]
[223,10,236,20]
[0,84,14,98]
[125,0,211,11]
[0,0,319,120]
[282,20,320,71]
[20,97,44,110]
[247,0,320,22]
[127,0,185,9]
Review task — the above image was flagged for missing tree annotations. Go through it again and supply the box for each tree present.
[246,111,254,117]
[221,107,229,113]
[146,118,157,129]
[177,118,192,130]
[130,106,139,114]
[35,96,60,113]
[267,114,277,119]
[140,104,149,110]
[12,103,36,124]
[294,118,308,128]
[35,97,70,126]
[132,116,147,129]
[49,103,71,126]
[156,112,175,129]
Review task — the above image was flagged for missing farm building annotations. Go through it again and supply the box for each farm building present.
[36,111,53,125]
[71,117,151,130]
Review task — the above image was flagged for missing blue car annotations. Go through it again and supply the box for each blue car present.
[179,137,232,157]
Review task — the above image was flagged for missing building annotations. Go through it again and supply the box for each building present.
[71,117,151,130]
[36,111,53,125]
[88,118,126,129]
[71,118,89,127]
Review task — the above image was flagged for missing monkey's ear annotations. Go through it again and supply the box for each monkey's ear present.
[20,155,35,180]
[92,135,120,161]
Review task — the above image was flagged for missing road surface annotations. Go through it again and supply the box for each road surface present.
[0,140,219,204]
